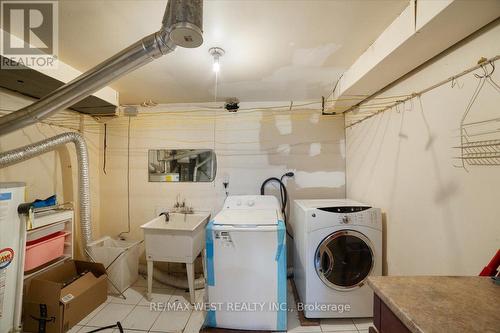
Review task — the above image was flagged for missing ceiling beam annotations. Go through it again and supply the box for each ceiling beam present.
[0,28,119,107]
[329,0,500,113]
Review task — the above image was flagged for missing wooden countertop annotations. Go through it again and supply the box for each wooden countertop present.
[367,276,500,333]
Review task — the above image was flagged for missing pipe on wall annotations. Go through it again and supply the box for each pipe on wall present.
[0,0,203,136]
[0,33,171,135]
[0,132,93,248]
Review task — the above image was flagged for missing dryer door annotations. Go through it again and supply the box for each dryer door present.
[314,230,374,291]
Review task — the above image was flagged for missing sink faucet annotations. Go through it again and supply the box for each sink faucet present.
[173,196,194,214]
[159,211,170,222]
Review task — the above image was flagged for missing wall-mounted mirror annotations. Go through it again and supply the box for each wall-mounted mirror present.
[148,149,216,182]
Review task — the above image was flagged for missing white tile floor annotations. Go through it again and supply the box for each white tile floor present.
[70,276,373,333]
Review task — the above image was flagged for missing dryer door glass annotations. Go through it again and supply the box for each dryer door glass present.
[315,230,374,290]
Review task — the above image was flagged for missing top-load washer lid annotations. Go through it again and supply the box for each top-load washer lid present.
[212,209,279,226]
[223,195,280,210]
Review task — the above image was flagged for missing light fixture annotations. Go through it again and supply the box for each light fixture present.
[213,61,220,73]
[209,47,225,73]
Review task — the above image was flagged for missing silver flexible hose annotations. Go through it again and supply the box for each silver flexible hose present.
[0,132,93,248]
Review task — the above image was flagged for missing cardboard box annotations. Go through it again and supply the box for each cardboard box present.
[23,260,108,333]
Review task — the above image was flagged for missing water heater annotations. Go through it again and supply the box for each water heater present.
[0,182,25,332]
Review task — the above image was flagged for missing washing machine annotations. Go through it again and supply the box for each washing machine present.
[290,199,381,318]
[205,195,287,331]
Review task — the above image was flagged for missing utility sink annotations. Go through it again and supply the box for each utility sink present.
[140,212,210,303]
[141,212,209,262]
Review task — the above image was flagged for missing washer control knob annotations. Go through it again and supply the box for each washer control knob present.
[247,200,255,207]
[236,199,242,206]
[312,213,316,218]
[342,215,349,224]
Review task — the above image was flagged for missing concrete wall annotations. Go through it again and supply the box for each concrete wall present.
[0,88,102,257]
[345,21,500,275]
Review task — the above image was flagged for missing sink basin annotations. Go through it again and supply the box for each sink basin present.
[140,212,210,263]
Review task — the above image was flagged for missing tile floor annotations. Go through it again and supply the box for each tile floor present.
[70,276,373,333]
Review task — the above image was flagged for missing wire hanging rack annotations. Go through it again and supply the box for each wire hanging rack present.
[455,61,500,168]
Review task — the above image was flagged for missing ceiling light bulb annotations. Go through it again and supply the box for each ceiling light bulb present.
[209,47,225,74]
[213,60,220,73]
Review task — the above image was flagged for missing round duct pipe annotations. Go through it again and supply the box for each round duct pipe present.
[0,0,204,137]
[162,0,203,48]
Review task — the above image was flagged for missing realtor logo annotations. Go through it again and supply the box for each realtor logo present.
[1,0,58,69]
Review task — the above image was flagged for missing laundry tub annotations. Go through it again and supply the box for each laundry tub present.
[87,237,141,294]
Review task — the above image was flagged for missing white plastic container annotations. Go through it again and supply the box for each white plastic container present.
[87,237,141,293]
[0,182,25,333]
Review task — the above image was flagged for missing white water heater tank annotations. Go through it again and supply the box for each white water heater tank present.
[0,183,25,333]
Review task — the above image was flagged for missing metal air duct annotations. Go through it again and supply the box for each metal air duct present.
[0,132,93,248]
[0,0,203,136]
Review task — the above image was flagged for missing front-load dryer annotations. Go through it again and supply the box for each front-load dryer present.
[290,199,382,318]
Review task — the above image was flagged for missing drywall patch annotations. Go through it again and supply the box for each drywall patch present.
[275,115,292,135]
[292,43,341,67]
[276,144,291,155]
[309,113,320,124]
[294,171,345,188]
[218,43,344,101]
[309,143,321,157]
[340,139,346,159]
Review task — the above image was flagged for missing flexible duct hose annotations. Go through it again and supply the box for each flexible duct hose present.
[138,263,205,290]
[0,132,93,249]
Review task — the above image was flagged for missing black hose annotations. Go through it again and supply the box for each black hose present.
[260,173,294,239]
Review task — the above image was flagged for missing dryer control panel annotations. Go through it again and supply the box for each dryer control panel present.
[318,206,370,213]
[310,205,381,230]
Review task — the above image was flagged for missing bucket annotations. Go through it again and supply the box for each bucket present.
[87,237,141,294]
[24,231,68,271]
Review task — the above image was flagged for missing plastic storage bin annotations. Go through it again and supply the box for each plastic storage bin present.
[87,237,141,293]
[24,231,67,271]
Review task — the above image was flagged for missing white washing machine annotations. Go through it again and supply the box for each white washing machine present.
[290,199,382,318]
[205,195,287,331]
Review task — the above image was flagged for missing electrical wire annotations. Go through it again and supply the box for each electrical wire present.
[118,116,132,240]
[103,123,107,175]
[345,55,500,128]
[7,57,494,135]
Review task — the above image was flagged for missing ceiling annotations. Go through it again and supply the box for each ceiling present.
[57,0,409,105]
